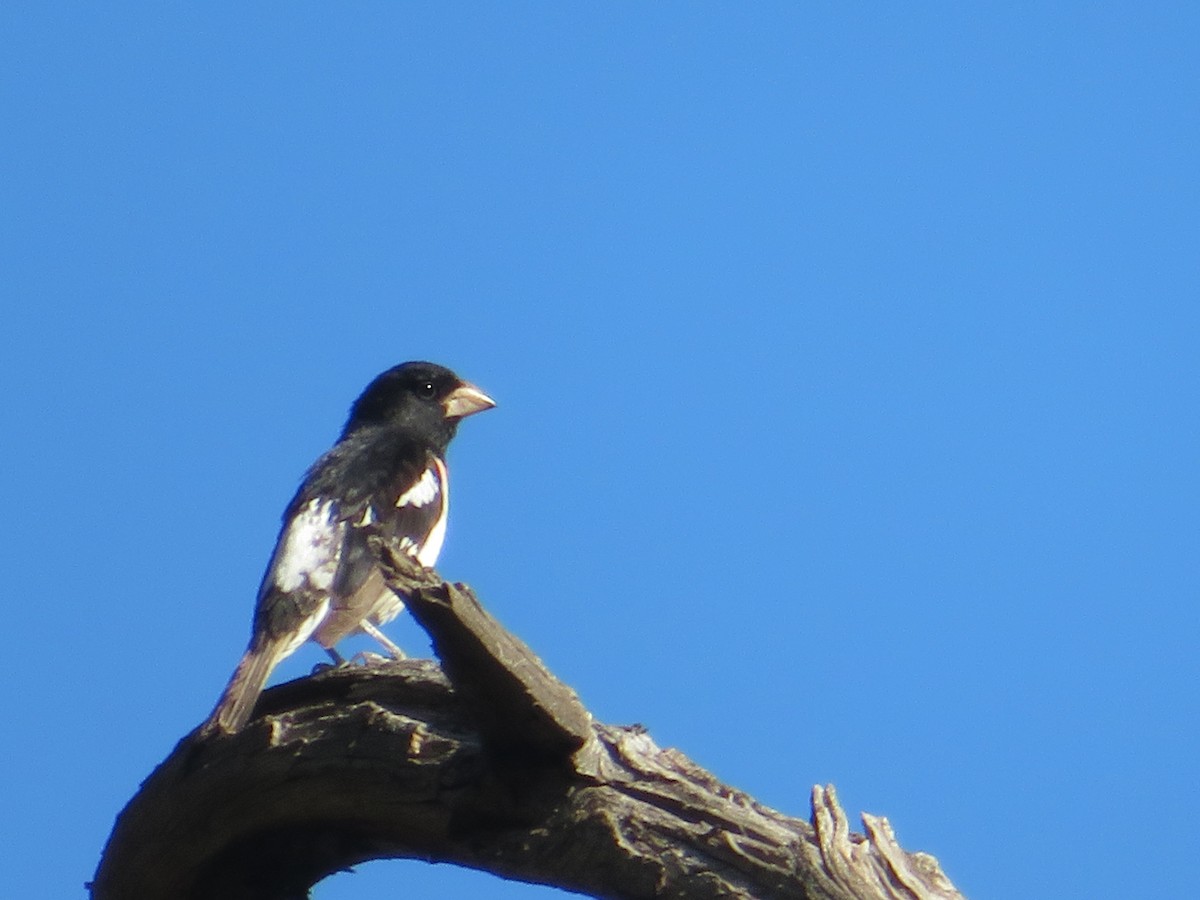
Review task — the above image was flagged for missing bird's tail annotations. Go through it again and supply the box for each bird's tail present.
[204,641,284,734]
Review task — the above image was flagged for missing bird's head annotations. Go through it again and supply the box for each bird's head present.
[342,361,495,445]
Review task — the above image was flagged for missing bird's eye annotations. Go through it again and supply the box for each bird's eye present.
[417,381,436,399]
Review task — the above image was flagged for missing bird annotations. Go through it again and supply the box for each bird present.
[205,361,495,734]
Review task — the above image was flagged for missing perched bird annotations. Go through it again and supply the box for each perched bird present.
[206,361,495,734]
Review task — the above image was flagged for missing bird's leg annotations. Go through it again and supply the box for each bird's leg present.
[358,620,407,659]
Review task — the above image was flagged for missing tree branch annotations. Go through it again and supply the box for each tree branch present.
[91,550,964,900]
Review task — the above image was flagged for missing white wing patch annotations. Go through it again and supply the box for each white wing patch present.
[396,466,441,509]
[395,458,449,567]
[419,458,449,565]
[272,498,344,593]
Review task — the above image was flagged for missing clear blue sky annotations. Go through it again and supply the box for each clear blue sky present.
[3,5,1197,899]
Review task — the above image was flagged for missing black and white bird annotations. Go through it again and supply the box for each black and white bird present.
[206,361,495,734]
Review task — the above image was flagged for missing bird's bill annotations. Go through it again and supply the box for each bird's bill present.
[443,382,496,419]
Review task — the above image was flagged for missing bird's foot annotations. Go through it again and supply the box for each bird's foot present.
[349,650,392,666]
[311,648,350,674]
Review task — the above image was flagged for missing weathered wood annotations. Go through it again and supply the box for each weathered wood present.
[372,537,593,760]
[91,562,965,900]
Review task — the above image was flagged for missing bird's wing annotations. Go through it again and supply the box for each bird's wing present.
[332,454,449,602]
[385,455,450,567]
[317,455,448,643]
[253,497,347,652]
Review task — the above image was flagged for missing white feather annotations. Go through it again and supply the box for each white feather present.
[417,458,449,566]
[391,459,450,567]
[272,498,344,593]
[396,466,441,508]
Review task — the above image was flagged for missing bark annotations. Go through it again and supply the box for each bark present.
[91,546,965,900]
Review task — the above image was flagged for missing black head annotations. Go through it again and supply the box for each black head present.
[341,361,495,446]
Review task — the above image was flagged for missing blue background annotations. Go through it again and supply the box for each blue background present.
[3,5,1197,898]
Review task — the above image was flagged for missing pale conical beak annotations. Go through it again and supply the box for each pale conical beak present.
[443,381,496,419]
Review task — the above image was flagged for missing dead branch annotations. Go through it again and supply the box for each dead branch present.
[91,548,963,900]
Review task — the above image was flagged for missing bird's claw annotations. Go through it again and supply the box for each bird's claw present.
[350,651,391,666]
